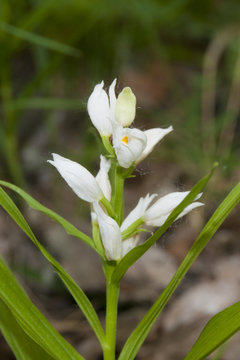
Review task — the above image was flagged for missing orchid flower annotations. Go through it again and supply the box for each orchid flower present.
[48,153,111,203]
[121,193,157,231]
[93,202,122,260]
[88,79,173,168]
[112,125,147,168]
[143,191,203,226]
[119,197,156,257]
[93,203,141,260]
[121,191,203,238]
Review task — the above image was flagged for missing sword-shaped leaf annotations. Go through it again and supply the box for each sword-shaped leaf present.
[119,182,240,360]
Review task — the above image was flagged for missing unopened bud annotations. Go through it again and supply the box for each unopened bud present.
[115,87,136,127]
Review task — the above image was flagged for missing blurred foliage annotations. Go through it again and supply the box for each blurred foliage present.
[0,0,239,187]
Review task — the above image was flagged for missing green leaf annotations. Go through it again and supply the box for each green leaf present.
[0,257,84,360]
[0,186,106,348]
[0,180,96,252]
[113,163,217,283]
[0,20,81,57]
[119,182,240,360]
[0,299,54,360]
[184,301,240,360]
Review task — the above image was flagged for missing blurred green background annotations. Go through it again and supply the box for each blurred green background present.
[0,0,239,190]
[0,1,240,359]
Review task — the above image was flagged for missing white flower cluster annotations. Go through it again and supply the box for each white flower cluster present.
[87,79,173,167]
[48,80,203,261]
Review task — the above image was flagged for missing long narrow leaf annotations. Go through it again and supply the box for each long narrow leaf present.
[0,186,105,347]
[0,258,84,360]
[0,299,54,360]
[0,20,81,57]
[119,182,240,360]
[113,164,217,283]
[0,181,95,252]
[184,301,240,360]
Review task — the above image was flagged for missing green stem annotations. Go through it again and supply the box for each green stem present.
[104,265,120,360]
[113,165,124,224]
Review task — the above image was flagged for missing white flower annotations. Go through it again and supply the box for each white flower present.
[112,125,147,168]
[87,81,113,136]
[48,153,103,203]
[87,79,137,134]
[137,126,173,163]
[87,79,172,168]
[121,193,157,231]
[95,155,112,201]
[115,87,136,127]
[143,191,203,226]
[93,202,122,261]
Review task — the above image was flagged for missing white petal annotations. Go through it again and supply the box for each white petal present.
[144,191,190,223]
[93,203,122,260]
[121,236,139,257]
[113,126,147,168]
[137,126,173,163]
[121,193,157,231]
[87,81,112,136]
[176,202,204,219]
[48,154,103,203]
[146,202,204,227]
[95,155,112,201]
[144,191,203,226]
[109,78,117,122]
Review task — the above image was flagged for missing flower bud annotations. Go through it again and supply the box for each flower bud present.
[115,87,136,127]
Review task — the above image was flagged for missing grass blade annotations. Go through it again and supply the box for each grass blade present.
[184,301,240,360]
[5,98,85,111]
[119,182,240,360]
[0,20,81,57]
[0,299,54,360]
[0,180,95,251]
[0,257,84,360]
[0,186,105,347]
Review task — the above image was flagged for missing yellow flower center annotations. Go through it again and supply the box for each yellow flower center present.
[121,135,128,145]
